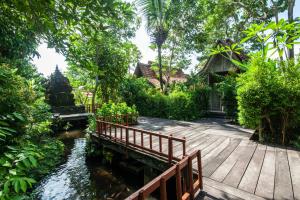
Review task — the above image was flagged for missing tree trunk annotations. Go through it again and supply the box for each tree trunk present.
[271,0,284,61]
[164,46,174,94]
[158,45,164,91]
[92,76,99,113]
[258,119,264,143]
[288,0,295,59]
[281,113,289,145]
[266,116,275,143]
[101,85,109,103]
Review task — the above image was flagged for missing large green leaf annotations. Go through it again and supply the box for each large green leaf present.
[19,179,27,193]
[13,180,20,193]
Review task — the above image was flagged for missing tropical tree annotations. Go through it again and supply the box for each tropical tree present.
[66,33,139,110]
[137,0,172,91]
[287,0,296,59]
[0,1,139,198]
[172,0,289,63]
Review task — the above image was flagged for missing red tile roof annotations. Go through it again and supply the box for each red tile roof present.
[134,62,187,87]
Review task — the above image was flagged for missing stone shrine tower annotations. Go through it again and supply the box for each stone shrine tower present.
[46,65,84,114]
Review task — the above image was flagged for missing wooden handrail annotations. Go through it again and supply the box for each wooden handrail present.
[96,120,186,163]
[125,150,203,200]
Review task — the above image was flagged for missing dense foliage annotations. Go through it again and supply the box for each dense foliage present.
[216,73,238,121]
[0,0,140,198]
[120,76,210,121]
[87,102,138,132]
[0,64,65,199]
[97,101,138,118]
[213,19,300,145]
[0,3,299,200]
[237,56,300,145]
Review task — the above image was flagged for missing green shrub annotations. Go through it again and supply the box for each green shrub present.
[217,73,238,120]
[237,56,300,144]
[96,101,139,125]
[120,77,210,121]
[0,139,64,199]
[0,63,65,199]
[168,91,194,120]
[97,101,138,117]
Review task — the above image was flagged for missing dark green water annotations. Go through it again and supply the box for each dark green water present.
[32,130,139,200]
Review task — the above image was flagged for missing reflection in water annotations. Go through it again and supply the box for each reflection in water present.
[33,130,136,200]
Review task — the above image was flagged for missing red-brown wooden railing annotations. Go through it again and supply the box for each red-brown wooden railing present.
[126,150,203,200]
[96,120,186,163]
[97,113,138,126]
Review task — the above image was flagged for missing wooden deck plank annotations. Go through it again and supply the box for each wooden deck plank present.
[173,134,210,158]
[210,140,249,182]
[223,141,257,188]
[175,131,209,150]
[287,149,300,200]
[255,146,276,199]
[200,184,243,200]
[201,136,227,157]
[169,126,206,139]
[274,148,294,200]
[204,177,265,200]
[202,138,231,165]
[238,144,266,194]
[203,139,241,177]
[98,117,300,199]
[189,136,220,153]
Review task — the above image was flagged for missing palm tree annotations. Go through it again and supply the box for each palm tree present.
[137,0,171,91]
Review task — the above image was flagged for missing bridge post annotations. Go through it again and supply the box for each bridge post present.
[183,137,186,157]
[197,151,203,190]
[126,128,129,147]
[160,177,167,200]
[188,157,194,199]
[176,164,182,200]
[168,134,173,165]
[138,189,144,200]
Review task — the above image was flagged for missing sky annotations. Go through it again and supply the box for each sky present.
[33,1,300,77]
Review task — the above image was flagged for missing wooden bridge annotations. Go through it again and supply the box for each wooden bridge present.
[94,116,300,200]
[95,118,203,200]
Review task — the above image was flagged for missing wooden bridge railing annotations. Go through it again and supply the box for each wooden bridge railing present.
[97,113,138,126]
[96,120,186,163]
[126,150,203,200]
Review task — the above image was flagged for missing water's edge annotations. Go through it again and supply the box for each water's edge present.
[32,130,139,200]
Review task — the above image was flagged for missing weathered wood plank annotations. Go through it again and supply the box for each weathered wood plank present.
[255,146,276,199]
[204,177,265,200]
[223,141,257,188]
[287,149,300,200]
[274,148,294,200]
[200,184,243,200]
[201,136,227,157]
[173,134,210,158]
[100,117,300,200]
[201,138,231,165]
[238,144,266,194]
[203,139,241,177]
[210,140,249,182]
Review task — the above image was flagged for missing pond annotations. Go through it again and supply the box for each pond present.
[32,130,140,200]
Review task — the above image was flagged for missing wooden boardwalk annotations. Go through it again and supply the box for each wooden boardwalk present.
[129,117,300,200]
